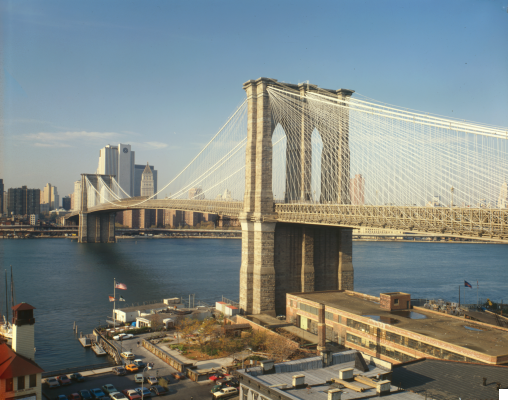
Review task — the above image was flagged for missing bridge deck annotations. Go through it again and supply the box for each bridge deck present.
[66,199,508,242]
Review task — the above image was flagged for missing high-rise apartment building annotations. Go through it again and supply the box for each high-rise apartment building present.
[73,180,82,211]
[140,163,155,197]
[7,186,40,216]
[2,191,6,214]
[97,144,135,196]
[0,179,4,215]
[350,174,365,205]
[41,183,59,211]
[134,164,157,197]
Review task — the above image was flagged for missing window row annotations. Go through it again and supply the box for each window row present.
[5,374,37,392]
[299,302,318,315]
[346,333,415,363]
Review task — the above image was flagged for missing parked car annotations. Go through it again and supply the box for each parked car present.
[211,384,224,394]
[121,351,135,360]
[113,333,134,341]
[102,384,118,395]
[79,390,93,400]
[213,387,238,398]
[121,390,141,400]
[110,393,128,400]
[68,394,81,400]
[57,395,68,400]
[57,375,72,386]
[70,373,85,382]
[125,363,139,372]
[149,386,168,396]
[133,359,146,369]
[90,388,106,399]
[146,376,158,385]
[134,374,145,383]
[112,366,127,376]
[46,377,60,388]
[172,372,185,380]
[224,378,239,388]
[209,373,226,381]
[135,387,151,398]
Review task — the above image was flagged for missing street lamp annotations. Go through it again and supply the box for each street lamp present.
[141,366,148,399]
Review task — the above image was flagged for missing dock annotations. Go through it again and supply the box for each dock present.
[92,343,107,356]
[79,337,91,348]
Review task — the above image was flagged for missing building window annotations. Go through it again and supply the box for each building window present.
[29,374,37,388]
[394,299,399,305]
[17,376,25,390]
[299,302,318,315]
[325,311,334,321]
[347,318,371,333]
[338,315,342,324]
[6,378,13,392]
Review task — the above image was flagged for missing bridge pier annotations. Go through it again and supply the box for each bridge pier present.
[78,212,116,243]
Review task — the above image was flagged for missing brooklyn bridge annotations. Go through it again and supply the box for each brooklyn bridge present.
[66,78,508,315]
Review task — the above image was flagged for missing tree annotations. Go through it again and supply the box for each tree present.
[262,330,300,363]
[151,313,164,331]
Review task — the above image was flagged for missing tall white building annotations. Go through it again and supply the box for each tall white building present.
[41,183,59,211]
[73,180,82,211]
[97,144,135,196]
[141,163,155,197]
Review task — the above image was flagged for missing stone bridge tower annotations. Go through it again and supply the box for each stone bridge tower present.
[78,174,117,243]
[239,78,354,316]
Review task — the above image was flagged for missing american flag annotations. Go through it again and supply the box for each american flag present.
[115,282,127,290]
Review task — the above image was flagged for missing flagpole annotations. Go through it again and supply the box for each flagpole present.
[477,280,479,309]
[113,278,116,329]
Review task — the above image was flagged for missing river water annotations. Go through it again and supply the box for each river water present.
[0,238,507,371]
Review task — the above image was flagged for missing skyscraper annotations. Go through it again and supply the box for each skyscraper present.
[188,187,204,200]
[41,183,59,211]
[97,144,135,196]
[62,196,71,211]
[350,174,365,205]
[0,179,4,215]
[140,163,155,197]
[134,164,157,197]
[73,180,82,211]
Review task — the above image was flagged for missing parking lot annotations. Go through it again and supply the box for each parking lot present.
[42,337,233,399]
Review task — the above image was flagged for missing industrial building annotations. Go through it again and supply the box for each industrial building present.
[286,290,508,365]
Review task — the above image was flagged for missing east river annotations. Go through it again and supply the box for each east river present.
[0,238,507,371]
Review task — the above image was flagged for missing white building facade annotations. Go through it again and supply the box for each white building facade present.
[97,144,135,196]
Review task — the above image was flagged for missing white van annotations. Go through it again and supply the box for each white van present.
[213,387,238,398]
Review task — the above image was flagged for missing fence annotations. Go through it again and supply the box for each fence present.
[42,362,116,378]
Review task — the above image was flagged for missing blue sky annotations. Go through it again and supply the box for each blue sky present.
[2,0,507,197]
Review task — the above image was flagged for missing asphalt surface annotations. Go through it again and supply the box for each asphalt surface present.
[43,334,239,400]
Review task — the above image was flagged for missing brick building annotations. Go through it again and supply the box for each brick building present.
[286,290,508,365]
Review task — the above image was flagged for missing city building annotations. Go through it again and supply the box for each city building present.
[188,187,204,200]
[2,191,6,215]
[40,183,59,211]
[62,196,71,211]
[0,179,4,215]
[163,209,216,228]
[237,350,423,400]
[97,144,135,196]
[39,203,50,214]
[286,290,508,365]
[350,174,365,205]
[140,163,155,197]
[497,180,508,208]
[0,302,44,400]
[7,187,40,216]
[73,180,82,211]
[29,214,39,226]
[134,164,157,197]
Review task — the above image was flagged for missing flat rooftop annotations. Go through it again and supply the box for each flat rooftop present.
[293,291,508,357]
[240,350,423,400]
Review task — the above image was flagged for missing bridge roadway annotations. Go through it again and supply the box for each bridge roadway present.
[65,198,508,243]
